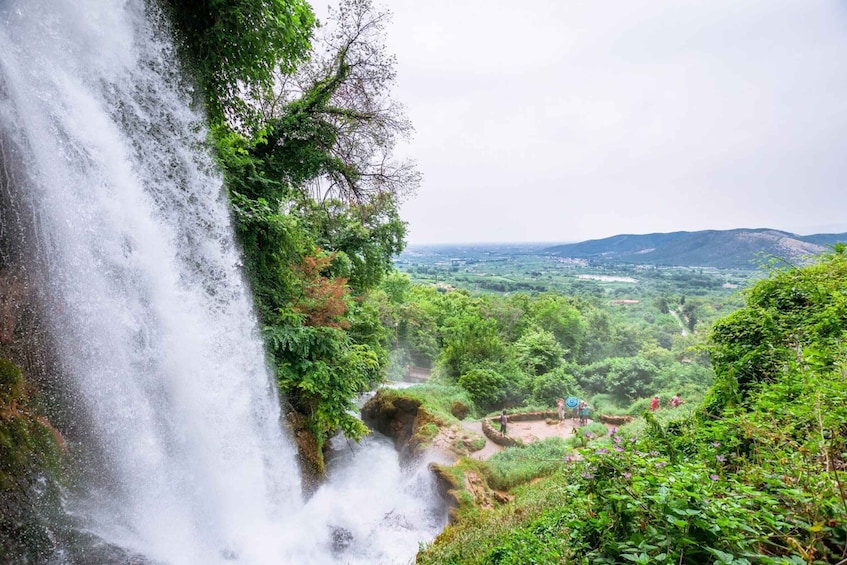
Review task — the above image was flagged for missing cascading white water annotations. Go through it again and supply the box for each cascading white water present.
[0,1,445,563]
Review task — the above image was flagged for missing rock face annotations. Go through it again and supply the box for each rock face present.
[0,128,67,562]
[599,414,634,426]
[360,390,480,459]
[286,411,326,494]
[361,392,427,456]
[429,463,513,524]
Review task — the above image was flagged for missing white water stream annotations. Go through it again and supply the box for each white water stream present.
[0,1,444,562]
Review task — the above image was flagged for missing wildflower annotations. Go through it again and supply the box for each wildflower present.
[596,448,608,455]
[609,426,618,434]
[654,461,668,469]
[711,442,721,448]
[613,445,624,452]
[710,474,719,481]
[650,451,659,457]
[585,432,594,439]
[716,455,727,463]
[622,472,632,479]
[629,437,637,443]
[581,472,595,479]
[613,435,622,444]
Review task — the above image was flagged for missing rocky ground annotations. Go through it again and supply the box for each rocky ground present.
[459,417,587,460]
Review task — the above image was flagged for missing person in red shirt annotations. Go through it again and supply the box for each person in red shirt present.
[650,396,659,412]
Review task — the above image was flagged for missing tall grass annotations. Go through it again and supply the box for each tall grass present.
[384,383,475,422]
[485,438,571,490]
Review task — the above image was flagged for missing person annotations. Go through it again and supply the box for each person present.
[578,401,589,425]
[556,398,565,420]
[499,410,508,434]
[650,395,659,412]
[670,394,684,408]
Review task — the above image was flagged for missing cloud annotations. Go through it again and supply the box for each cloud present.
[323,0,847,243]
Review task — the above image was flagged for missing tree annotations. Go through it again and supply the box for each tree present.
[174,0,420,474]
[256,0,420,206]
[514,328,563,376]
[165,0,315,125]
[528,294,584,356]
[708,249,847,409]
[531,368,579,407]
[457,368,519,412]
[440,315,507,379]
[299,194,407,292]
[604,357,659,402]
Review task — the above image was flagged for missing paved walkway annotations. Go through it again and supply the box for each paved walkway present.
[460,417,587,461]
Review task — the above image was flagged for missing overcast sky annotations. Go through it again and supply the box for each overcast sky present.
[318,1,847,244]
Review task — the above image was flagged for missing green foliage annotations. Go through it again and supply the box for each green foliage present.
[441,315,507,379]
[381,271,412,304]
[267,319,374,439]
[420,250,847,564]
[170,0,419,461]
[578,421,609,440]
[458,368,516,412]
[513,327,563,376]
[384,383,475,423]
[421,419,846,564]
[485,438,572,490]
[527,294,584,356]
[577,356,660,402]
[604,357,660,401]
[0,360,61,491]
[708,250,847,411]
[530,368,578,407]
[165,0,315,124]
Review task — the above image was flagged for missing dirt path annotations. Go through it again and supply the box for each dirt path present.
[669,309,688,336]
[460,417,587,461]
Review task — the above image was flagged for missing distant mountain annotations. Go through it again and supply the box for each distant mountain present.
[544,229,847,269]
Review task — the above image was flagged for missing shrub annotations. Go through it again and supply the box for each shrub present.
[485,438,571,490]
[387,383,475,423]
[458,368,514,411]
[530,368,579,407]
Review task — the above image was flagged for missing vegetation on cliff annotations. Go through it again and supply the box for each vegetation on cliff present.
[166,0,416,474]
[0,358,63,562]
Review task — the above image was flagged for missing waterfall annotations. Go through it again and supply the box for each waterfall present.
[0,1,445,563]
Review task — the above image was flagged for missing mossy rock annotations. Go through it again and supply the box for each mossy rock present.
[450,400,470,420]
[286,410,325,491]
[361,390,422,451]
[0,359,62,490]
[0,358,25,405]
[0,358,66,560]
[462,436,486,452]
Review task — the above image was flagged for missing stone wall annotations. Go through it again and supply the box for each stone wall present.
[599,414,634,426]
[481,410,560,447]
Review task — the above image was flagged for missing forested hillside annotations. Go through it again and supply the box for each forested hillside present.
[416,249,847,563]
[545,228,846,269]
[373,273,713,413]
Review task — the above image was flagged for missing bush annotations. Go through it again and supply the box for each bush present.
[626,396,652,415]
[530,368,579,407]
[587,393,625,417]
[389,383,475,423]
[485,438,571,490]
[458,368,519,411]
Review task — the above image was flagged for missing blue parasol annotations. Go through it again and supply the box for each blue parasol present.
[565,396,579,408]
